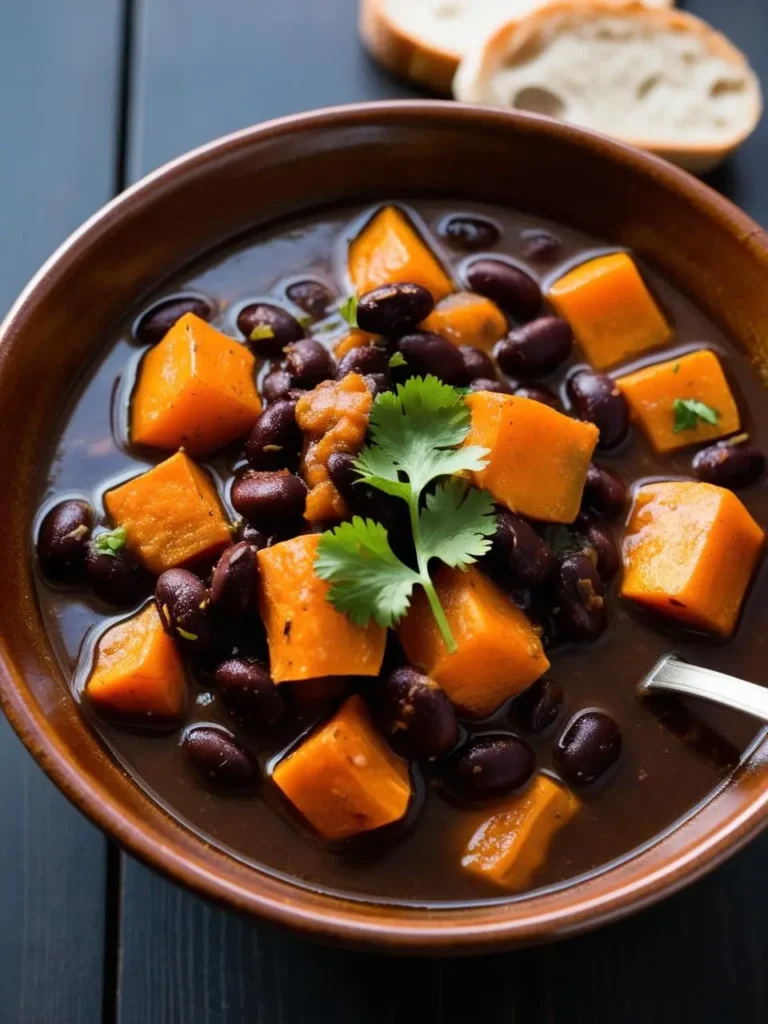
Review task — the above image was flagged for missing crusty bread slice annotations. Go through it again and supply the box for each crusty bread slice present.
[359,0,673,94]
[453,1,762,172]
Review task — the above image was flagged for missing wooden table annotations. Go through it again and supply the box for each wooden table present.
[1,2,766,1020]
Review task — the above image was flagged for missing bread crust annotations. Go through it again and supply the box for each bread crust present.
[452,1,762,172]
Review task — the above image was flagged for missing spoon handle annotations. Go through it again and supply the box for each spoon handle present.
[641,653,768,724]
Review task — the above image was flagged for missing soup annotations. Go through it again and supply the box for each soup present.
[33,200,767,904]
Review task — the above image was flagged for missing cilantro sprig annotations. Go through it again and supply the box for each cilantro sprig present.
[93,526,128,558]
[673,398,720,433]
[315,376,496,652]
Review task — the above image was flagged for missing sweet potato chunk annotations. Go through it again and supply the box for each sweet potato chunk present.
[296,374,372,524]
[421,291,507,352]
[462,775,580,891]
[548,252,671,370]
[257,534,386,683]
[132,313,262,454]
[349,205,453,301]
[621,481,764,637]
[105,452,231,574]
[272,694,411,841]
[334,329,379,358]
[463,392,598,523]
[616,349,740,453]
[87,604,186,717]
[398,567,549,719]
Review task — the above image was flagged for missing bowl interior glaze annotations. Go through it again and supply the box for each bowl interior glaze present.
[1,101,767,953]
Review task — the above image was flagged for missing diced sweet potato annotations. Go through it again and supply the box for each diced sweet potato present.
[272,694,411,841]
[105,451,231,574]
[334,329,379,358]
[398,567,549,719]
[616,349,740,453]
[349,205,453,301]
[132,313,262,454]
[296,374,372,524]
[420,291,507,352]
[462,775,580,891]
[547,252,671,370]
[86,604,186,717]
[257,534,386,683]
[463,392,598,523]
[621,481,764,637]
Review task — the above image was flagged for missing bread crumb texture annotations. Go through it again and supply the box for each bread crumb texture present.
[467,10,758,142]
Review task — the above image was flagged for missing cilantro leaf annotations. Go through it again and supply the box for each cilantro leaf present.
[315,518,419,628]
[338,295,358,327]
[355,375,489,495]
[388,351,407,369]
[673,398,720,433]
[419,479,496,569]
[93,526,128,558]
[249,324,275,342]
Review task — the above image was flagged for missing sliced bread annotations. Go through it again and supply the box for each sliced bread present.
[453,1,762,172]
[359,0,673,94]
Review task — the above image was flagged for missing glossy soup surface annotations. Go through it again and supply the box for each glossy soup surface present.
[35,201,767,905]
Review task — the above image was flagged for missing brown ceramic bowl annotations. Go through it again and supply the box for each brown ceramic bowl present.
[1,101,767,954]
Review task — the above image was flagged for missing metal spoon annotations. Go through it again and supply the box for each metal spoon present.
[639,652,768,723]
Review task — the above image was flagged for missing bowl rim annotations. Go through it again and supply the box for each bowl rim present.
[2,99,767,953]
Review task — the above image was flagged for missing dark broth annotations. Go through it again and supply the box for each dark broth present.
[34,201,767,904]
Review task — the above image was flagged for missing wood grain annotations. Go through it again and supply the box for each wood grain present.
[0,3,125,1021]
[116,1,768,1022]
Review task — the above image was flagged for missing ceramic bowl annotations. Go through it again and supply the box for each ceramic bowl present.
[1,101,766,953]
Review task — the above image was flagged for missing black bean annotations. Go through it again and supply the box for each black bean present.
[465,259,541,320]
[512,383,560,409]
[210,542,258,619]
[692,440,765,490]
[37,500,93,582]
[396,332,467,386]
[327,452,399,530]
[515,679,565,735]
[451,735,536,802]
[285,339,335,389]
[155,568,213,650]
[182,725,257,789]
[237,303,304,357]
[231,470,307,525]
[520,229,563,263]
[556,553,606,640]
[459,345,495,381]
[215,657,285,730]
[495,317,573,378]
[554,710,622,786]
[261,367,294,404]
[584,523,620,582]
[286,279,334,320]
[582,463,627,519]
[235,522,277,550]
[375,667,458,760]
[336,344,389,379]
[357,283,434,337]
[486,508,556,586]
[85,544,149,606]
[567,371,629,449]
[442,215,500,251]
[468,377,511,394]
[244,399,301,470]
[364,373,393,398]
[135,296,212,346]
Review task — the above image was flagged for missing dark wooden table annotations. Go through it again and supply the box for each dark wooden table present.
[1,1,766,1020]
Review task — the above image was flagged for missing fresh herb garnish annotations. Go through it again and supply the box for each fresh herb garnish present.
[672,362,680,374]
[388,351,407,369]
[249,324,275,342]
[673,398,720,433]
[176,627,199,642]
[93,526,128,558]
[315,376,496,652]
[294,312,313,329]
[338,295,358,327]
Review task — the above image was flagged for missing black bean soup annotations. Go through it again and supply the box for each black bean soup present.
[34,201,768,905]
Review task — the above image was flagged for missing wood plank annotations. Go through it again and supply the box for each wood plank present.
[0,2,125,1021]
[119,1,768,1021]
